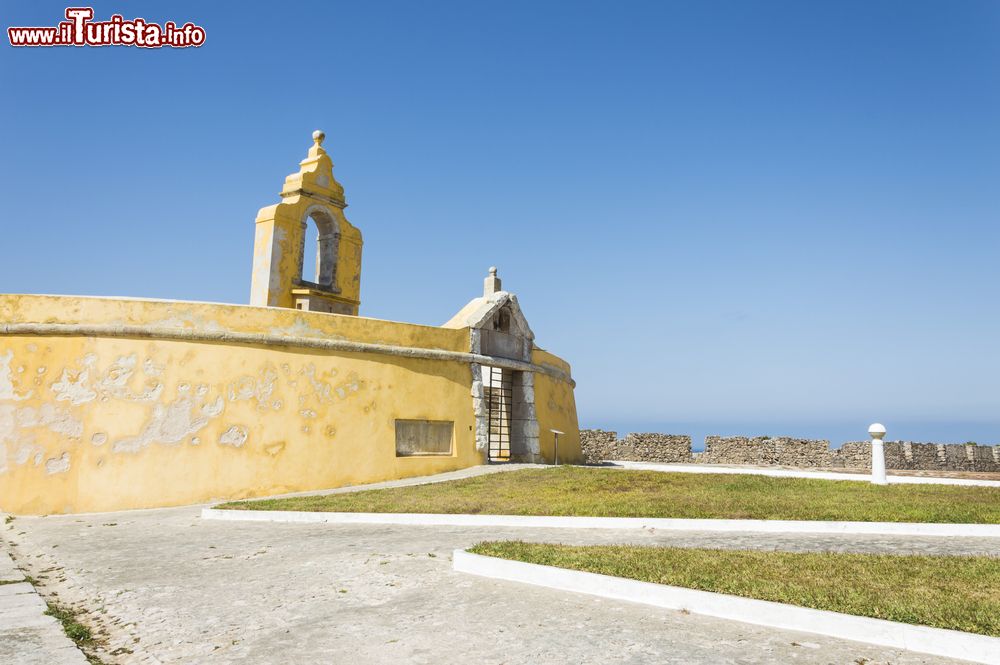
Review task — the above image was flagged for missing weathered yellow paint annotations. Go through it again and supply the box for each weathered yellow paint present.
[0,295,579,514]
[532,348,582,463]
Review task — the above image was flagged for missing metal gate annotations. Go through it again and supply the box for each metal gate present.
[485,366,512,462]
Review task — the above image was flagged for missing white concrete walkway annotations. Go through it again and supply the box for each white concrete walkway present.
[0,550,88,665]
[6,504,985,664]
[604,460,1000,487]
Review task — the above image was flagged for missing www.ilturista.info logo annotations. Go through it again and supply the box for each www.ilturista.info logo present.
[8,7,206,48]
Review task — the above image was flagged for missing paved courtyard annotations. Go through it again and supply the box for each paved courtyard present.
[3,502,994,665]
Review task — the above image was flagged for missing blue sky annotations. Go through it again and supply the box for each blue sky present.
[2,1,998,446]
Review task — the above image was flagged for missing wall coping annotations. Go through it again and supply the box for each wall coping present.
[0,323,574,385]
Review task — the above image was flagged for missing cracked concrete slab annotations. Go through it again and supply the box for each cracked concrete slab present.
[1,504,987,665]
[0,551,88,665]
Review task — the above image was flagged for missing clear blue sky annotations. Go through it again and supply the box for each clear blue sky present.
[2,1,998,446]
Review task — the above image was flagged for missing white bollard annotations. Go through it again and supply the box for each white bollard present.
[868,423,887,485]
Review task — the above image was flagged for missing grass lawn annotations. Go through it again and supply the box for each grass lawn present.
[468,542,1000,637]
[217,466,1000,523]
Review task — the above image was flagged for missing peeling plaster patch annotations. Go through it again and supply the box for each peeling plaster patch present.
[0,405,14,444]
[15,444,37,465]
[300,409,317,419]
[190,437,201,446]
[39,404,83,439]
[0,351,30,401]
[52,367,97,405]
[37,367,47,374]
[15,404,83,439]
[33,452,42,466]
[324,425,336,438]
[112,393,223,453]
[133,383,164,402]
[270,317,333,340]
[264,441,285,456]
[202,397,224,417]
[45,452,70,475]
[94,354,164,402]
[143,358,165,377]
[333,373,362,401]
[155,315,226,333]
[91,432,108,446]
[196,384,209,396]
[227,365,279,411]
[300,364,335,403]
[219,425,248,448]
[98,355,134,392]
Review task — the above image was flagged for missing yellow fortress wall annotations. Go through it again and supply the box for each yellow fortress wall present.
[0,132,580,514]
[0,294,580,514]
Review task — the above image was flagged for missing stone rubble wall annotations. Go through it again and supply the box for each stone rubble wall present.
[580,429,1000,472]
[580,430,692,464]
[700,436,833,467]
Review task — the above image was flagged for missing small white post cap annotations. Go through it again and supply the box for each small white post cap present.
[868,423,886,438]
[550,429,564,435]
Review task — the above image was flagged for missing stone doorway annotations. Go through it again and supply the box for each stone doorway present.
[484,366,512,462]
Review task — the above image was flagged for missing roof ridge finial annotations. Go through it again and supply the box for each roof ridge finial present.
[308,129,327,158]
[484,266,502,297]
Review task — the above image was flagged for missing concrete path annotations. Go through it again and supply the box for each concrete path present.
[4,506,994,664]
[606,460,1000,487]
[0,548,88,665]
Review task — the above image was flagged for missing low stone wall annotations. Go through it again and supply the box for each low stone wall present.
[836,441,1000,472]
[703,436,1000,472]
[580,430,691,464]
[582,429,1000,472]
[700,436,833,468]
[579,430,618,463]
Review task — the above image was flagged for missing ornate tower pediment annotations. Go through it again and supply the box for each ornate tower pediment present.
[249,130,363,314]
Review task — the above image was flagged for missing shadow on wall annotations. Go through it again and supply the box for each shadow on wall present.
[580,429,1000,473]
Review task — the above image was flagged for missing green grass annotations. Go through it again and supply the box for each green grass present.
[218,466,1000,523]
[45,602,93,643]
[469,542,1000,636]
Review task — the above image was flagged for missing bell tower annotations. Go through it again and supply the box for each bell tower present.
[249,130,363,314]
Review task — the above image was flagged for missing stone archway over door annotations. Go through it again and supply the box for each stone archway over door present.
[478,364,538,463]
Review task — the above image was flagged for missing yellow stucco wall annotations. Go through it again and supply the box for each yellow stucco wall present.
[0,295,579,514]
[532,348,582,463]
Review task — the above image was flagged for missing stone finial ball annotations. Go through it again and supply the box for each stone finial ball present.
[312,130,325,144]
[488,266,498,276]
[868,423,886,438]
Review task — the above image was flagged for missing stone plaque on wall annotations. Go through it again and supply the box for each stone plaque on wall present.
[395,420,454,456]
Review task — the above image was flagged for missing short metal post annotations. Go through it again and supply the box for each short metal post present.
[869,423,887,485]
